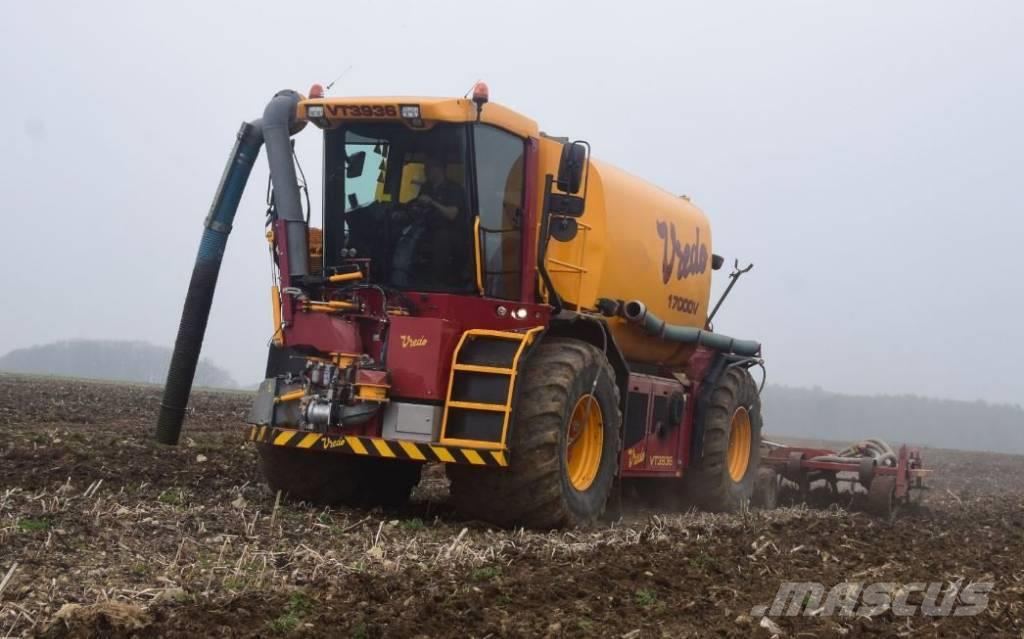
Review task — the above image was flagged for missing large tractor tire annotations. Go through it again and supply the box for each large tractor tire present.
[257,444,422,508]
[687,366,762,512]
[447,338,621,529]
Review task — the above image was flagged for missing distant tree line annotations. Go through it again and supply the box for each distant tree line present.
[762,385,1024,455]
[2,341,1020,454]
[0,339,237,389]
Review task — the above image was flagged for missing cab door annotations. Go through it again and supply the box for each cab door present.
[472,124,525,300]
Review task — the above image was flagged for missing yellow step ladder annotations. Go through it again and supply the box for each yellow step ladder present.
[440,327,543,450]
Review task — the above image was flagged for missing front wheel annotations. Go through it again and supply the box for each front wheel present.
[257,444,422,508]
[257,346,423,508]
[447,338,621,528]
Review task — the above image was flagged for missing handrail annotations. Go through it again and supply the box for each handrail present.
[473,216,484,295]
[476,220,523,297]
[543,216,591,307]
[546,257,587,273]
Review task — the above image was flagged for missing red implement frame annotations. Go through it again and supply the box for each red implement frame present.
[760,440,930,517]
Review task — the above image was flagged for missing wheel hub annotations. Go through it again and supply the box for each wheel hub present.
[727,406,752,482]
[566,394,604,491]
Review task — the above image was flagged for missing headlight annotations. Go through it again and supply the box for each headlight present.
[400,105,420,119]
[307,105,325,118]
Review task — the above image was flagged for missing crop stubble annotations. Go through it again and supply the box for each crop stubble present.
[0,374,1021,638]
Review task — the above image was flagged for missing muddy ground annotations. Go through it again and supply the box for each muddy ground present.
[0,373,1021,638]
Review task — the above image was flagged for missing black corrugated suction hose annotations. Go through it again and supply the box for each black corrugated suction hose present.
[155,121,264,445]
[156,90,308,446]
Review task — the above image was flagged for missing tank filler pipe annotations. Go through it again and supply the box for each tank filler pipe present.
[156,90,308,446]
[622,300,762,357]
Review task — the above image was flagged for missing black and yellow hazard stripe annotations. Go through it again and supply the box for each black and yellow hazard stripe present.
[247,425,509,467]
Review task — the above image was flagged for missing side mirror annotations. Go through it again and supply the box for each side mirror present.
[556,142,587,194]
[345,151,367,179]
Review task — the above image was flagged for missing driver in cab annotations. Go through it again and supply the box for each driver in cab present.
[415,157,464,223]
[411,157,469,286]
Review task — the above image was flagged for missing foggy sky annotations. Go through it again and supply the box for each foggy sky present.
[2,1,1021,403]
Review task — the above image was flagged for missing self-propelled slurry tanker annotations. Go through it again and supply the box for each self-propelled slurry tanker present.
[157,83,926,527]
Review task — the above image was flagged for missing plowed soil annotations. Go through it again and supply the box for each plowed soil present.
[1,374,1021,638]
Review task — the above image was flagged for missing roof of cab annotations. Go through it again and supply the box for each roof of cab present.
[300,96,540,139]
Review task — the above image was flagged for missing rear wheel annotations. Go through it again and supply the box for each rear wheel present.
[447,338,621,528]
[687,366,762,512]
[257,444,422,508]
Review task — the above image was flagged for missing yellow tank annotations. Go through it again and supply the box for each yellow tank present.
[537,137,713,367]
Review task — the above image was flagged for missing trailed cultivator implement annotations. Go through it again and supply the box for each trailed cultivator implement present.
[759,439,930,518]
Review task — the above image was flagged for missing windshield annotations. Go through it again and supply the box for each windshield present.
[324,123,474,293]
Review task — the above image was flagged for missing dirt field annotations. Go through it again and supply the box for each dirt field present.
[1,374,1022,638]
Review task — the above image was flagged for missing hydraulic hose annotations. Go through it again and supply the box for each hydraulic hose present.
[831,439,897,466]
[622,300,761,357]
[156,121,264,445]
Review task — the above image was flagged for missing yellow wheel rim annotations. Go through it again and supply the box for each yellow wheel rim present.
[566,394,604,491]
[727,406,752,482]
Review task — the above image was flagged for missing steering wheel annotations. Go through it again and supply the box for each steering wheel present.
[389,202,436,285]
[388,199,432,228]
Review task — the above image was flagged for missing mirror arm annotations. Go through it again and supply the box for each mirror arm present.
[536,174,563,314]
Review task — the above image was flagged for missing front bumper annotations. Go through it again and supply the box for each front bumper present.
[247,426,509,467]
